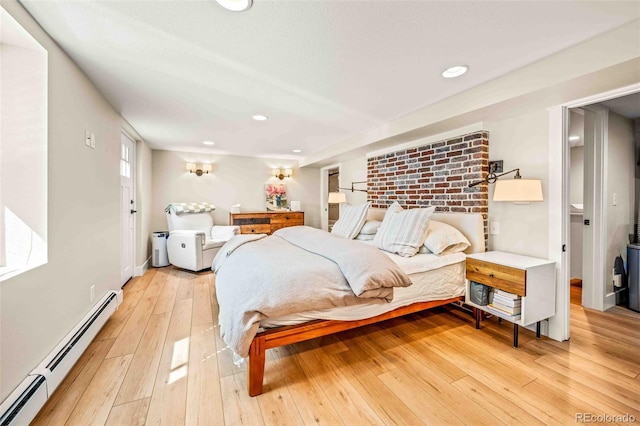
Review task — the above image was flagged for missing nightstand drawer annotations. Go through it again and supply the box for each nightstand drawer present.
[466,258,526,296]
[240,224,271,234]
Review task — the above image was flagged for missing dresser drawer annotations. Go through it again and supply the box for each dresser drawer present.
[466,258,526,296]
[270,213,304,224]
[240,224,271,235]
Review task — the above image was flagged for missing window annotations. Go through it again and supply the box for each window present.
[0,7,48,281]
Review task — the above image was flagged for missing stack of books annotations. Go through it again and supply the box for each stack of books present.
[486,289,522,320]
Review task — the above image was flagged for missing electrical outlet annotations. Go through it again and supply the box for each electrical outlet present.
[612,192,617,206]
[90,285,95,302]
[489,221,500,235]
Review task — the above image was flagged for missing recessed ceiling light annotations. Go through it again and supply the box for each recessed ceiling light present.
[441,65,469,79]
[215,0,252,12]
[252,114,268,121]
[292,149,302,153]
[569,136,580,141]
[202,141,215,146]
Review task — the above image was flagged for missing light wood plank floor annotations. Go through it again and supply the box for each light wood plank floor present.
[34,267,640,425]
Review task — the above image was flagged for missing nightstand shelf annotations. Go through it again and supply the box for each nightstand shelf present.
[465,251,556,347]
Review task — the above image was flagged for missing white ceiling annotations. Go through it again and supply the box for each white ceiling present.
[18,1,640,160]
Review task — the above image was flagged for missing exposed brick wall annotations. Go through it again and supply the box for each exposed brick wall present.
[367,131,489,246]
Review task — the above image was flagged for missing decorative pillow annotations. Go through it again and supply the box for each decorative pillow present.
[330,202,370,239]
[355,233,375,241]
[373,203,435,257]
[422,220,470,255]
[359,220,382,235]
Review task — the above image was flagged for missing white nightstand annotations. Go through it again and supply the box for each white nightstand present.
[465,251,556,347]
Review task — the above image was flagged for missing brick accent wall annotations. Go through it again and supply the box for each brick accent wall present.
[367,131,489,245]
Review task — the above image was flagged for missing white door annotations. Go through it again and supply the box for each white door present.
[582,107,612,311]
[120,133,135,286]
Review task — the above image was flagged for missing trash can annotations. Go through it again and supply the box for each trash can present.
[628,244,640,312]
[152,231,170,267]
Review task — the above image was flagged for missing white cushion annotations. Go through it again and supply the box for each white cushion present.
[331,202,370,239]
[210,225,239,241]
[422,220,471,255]
[359,220,382,235]
[373,202,435,257]
[355,233,375,241]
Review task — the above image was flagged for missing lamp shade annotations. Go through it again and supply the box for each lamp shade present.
[201,163,212,173]
[285,168,293,178]
[186,162,196,172]
[328,192,347,204]
[493,179,543,202]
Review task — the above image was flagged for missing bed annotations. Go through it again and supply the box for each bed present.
[214,208,485,396]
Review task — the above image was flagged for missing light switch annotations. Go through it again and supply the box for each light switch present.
[85,130,91,147]
[612,192,617,206]
[490,221,500,235]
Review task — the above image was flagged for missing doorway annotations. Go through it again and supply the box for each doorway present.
[548,84,640,341]
[320,163,341,231]
[120,133,136,286]
[328,168,340,231]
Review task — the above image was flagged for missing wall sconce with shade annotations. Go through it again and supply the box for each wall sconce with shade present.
[328,192,347,204]
[469,165,543,203]
[186,162,212,177]
[273,168,292,180]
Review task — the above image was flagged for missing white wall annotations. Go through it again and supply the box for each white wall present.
[340,156,368,205]
[485,110,550,259]
[605,111,635,293]
[0,1,145,401]
[569,146,584,279]
[570,146,585,205]
[151,150,320,232]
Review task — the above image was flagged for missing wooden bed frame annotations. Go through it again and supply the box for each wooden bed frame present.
[244,209,485,396]
[247,295,464,396]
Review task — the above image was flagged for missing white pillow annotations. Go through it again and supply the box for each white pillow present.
[359,220,382,235]
[373,202,435,257]
[355,233,375,241]
[331,202,370,239]
[422,220,470,255]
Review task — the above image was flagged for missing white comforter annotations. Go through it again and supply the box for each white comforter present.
[213,226,412,357]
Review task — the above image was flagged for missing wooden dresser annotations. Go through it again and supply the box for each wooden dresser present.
[229,211,304,235]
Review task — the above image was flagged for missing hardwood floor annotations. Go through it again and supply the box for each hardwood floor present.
[33,267,640,425]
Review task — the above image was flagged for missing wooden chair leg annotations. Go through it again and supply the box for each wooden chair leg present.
[247,336,266,397]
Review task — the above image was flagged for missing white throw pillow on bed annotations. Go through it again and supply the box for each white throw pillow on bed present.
[331,202,370,239]
[355,233,375,241]
[359,220,382,235]
[373,202,435,257]
[421,220,470,255]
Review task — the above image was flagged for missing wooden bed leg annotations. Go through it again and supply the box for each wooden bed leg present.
[247,336,266,397]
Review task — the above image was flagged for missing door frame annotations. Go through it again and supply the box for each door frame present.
[120,132,136,285]
[319,163,341,232]
[548,82,640,341]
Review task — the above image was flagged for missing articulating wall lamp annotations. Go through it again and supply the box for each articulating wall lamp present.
[186,162,212,177]
[338,180,368,193]
[273,168,292,180]
[469,164,543,202]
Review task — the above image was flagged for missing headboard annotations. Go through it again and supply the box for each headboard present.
[366,208,486,254]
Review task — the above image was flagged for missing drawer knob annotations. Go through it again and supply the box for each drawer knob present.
[489,273,494,277]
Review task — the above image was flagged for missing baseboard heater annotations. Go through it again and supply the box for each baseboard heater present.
[0,290,122,426]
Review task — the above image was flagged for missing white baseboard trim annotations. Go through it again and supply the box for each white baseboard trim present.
[134,257,151,277]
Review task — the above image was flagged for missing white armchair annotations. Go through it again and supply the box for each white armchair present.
[166,210,239,272]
